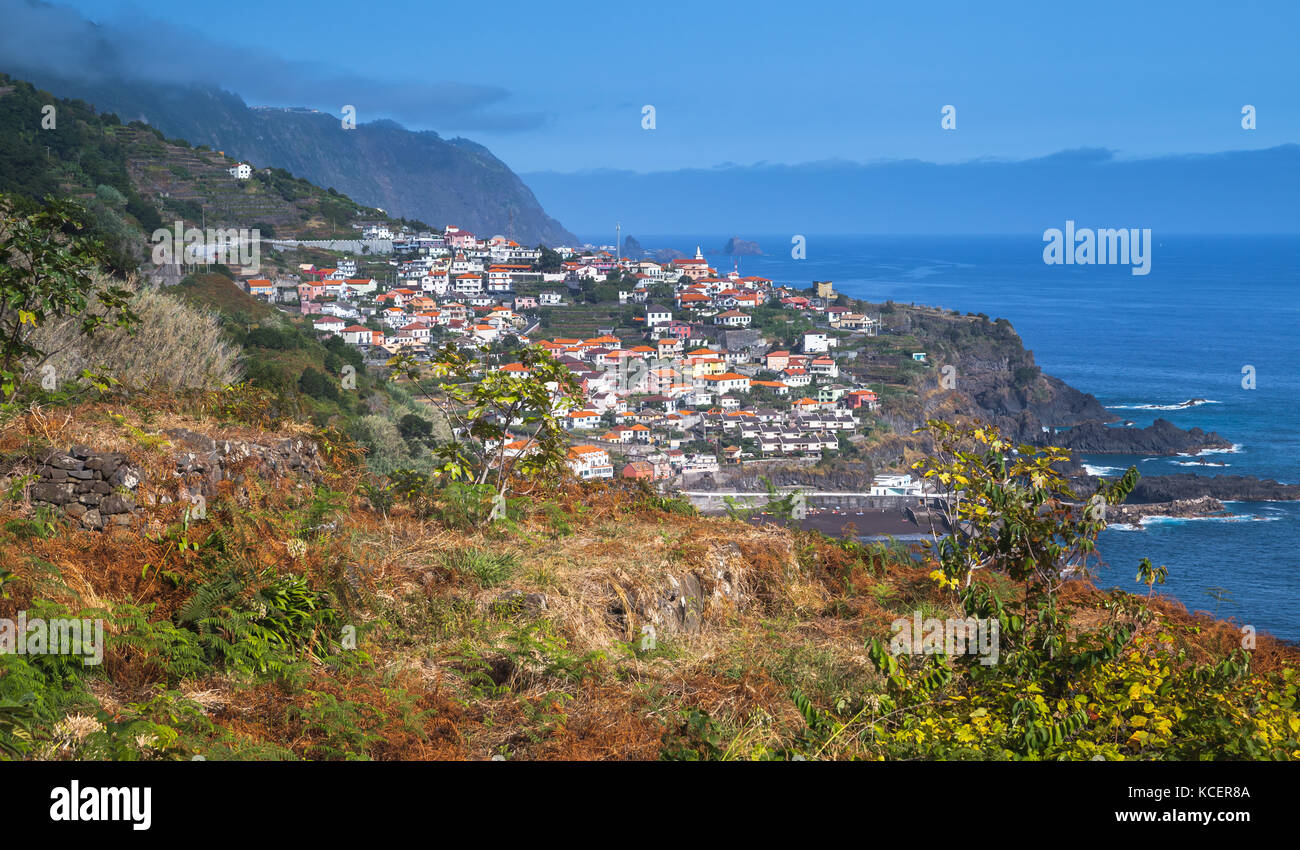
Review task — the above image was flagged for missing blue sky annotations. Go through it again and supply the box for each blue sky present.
[29,0,1300,173]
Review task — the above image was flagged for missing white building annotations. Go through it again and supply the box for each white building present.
[869,474,925,497]
[567,445,613,479]
[803,333,838,354]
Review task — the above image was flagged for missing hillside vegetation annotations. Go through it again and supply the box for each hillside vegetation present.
[0,394,1295,761]
[9,69,578,245]
[0,73,408,269]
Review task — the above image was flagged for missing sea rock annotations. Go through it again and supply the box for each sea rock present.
[1049,418,1231,456]
[1109,495,1225,524]
[1127,474,1300,503]
[720,236,763,256]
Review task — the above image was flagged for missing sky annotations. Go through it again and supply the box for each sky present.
[10,0,1300,174]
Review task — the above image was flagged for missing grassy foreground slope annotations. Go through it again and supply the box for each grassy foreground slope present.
[0,397,1295,761]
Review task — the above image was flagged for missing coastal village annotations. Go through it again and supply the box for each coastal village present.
[240,223,929,498]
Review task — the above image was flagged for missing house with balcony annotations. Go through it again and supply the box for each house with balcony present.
[567,445,614,479]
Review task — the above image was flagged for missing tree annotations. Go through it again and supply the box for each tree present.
[534,245,562,273]
[845,420,1295,761]
[388,342,584,511]
[0,196,138,399]
[298,367,339,402]
[397,412,433,441]
[909,418,1138,654]
[585,283,618,304]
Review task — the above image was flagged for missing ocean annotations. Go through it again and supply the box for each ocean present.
[603,234,1300,641]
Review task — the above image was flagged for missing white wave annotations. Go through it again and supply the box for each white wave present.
[1173,460,1229,467]
[1225,499,1300,505]
[1198,444,1243,455]
[1106,399,1222,411]
[1136,513,1254,527]
[1084,464,1125,476]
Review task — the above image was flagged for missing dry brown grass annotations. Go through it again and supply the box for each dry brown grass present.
[3,403,1296,760]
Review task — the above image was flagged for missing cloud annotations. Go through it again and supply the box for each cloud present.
[0,0,545,132]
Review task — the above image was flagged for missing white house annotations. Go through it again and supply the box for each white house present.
[340,325,375,346]
[699,372,751,394]
[645,305,673,327]
[810,356,840,379]
[313,316,346,334]
[803,333,837,354]
[713,309,752,328]
[227,163,252,180]
[869,474,926,497]
[566,410,602,430]
[567,445,613,480]
[454,273,484,295]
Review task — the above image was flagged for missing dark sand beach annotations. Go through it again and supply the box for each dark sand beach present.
[737,507,929,540]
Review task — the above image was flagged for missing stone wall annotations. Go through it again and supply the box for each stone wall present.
[164,427,325,506]
[29,447,143,530]
[15,428,325,531]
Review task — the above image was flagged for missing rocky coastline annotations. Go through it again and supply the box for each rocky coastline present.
[1106,495,1228,525]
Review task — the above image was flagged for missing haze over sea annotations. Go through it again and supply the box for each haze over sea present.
[606,234,1300,641]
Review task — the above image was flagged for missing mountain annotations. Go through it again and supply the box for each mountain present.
[7,68,578,246]
[522,145,1300,235]
[0,73,407,273]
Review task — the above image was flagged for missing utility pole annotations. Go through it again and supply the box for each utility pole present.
[616,221,621,265]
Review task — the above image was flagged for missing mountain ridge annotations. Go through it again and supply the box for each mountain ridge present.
[4,67,578,246]
[523,144,1300,235]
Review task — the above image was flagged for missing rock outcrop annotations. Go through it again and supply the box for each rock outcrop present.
[719,237,762,255]
[1049,418,1231,456]
[1108,495,1226,524]
[612,543,751,639]
[1126,474,1300,503]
